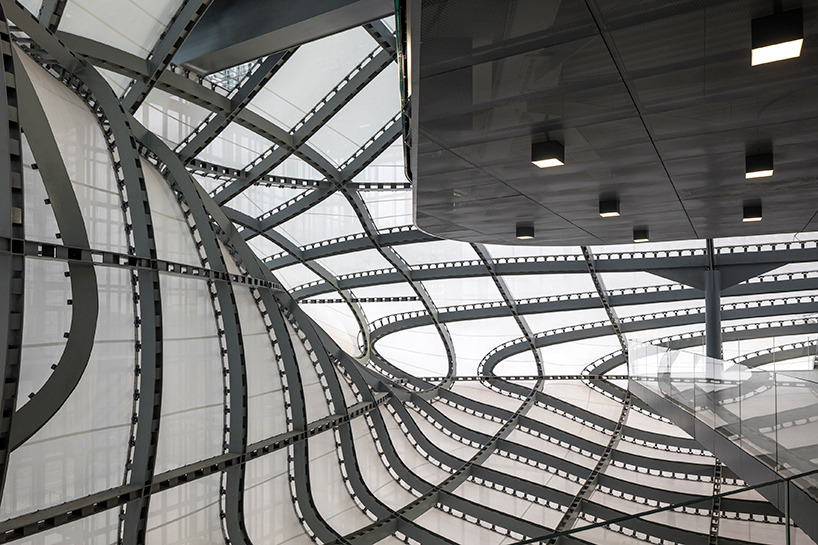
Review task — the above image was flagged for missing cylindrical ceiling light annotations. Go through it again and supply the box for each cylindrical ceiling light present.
[516,223,535,240]
[752,9,803,65]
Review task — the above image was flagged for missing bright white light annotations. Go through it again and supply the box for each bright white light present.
[745,169,774,179]
[599,211,620,218]
[742,216,762,223]
[532,158,564,168]
[751,39,803,65]
[516,234,534,240]
[633,237,650,243]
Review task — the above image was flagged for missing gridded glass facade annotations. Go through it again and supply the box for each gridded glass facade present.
[0,2,816,545]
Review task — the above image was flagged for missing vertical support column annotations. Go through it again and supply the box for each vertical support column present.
[705,239,722,362]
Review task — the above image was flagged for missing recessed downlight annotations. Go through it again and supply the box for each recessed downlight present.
[531,141,565,168]
[751,9,803,66]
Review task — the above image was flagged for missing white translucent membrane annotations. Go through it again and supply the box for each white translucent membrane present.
[309,431,372,534]
[353,140,406,183]
[396,239,480,265]
[521,402,610,448]
[283,319,330,422]
[568,520,647,545]
[0,266,134,518]
[591,239,707,255]
[21,135,60,244]
[232,287,286,443]
[445,317,525,376]
[589,488,711,535]
[423,277,504,308]
[309,64,400,167]
[484,243,582,259]
[18,259,70,410]
[349,417,415,510]
[145,474,223,544]
[225,185,310,218]
[721,516,813,545]
[413,506,506,545]
[622,405,692,440]
[11,509,119,545]
[482,452,582,495]
[500,273,597,300]
[269,155,325,180]
[373,537,407,545]
[154,274,223,474]
[492,351,540,377]
[535,334,622,374]
[722,288,818,307]
[449,382,524,413]
[17,0,40,14]
[613,298,704,320]
[247,26,378,130]
[598,271,682,292]
[274,263,323,290]
[374,324,449,377]
[335,369,360,408]
[714,232,818,248]
[216,239,242,276]
[378,406,450,485]
[402,406,478,461]
[196,121,274,169]
[142,162,202,267]
[61,0,184,57]
[135,89,211,146]
[244,450,312,545]
[357,296,426,325]
[504,428,597,471]
[97,67,132,98]
[276,192,364,247]
[454,479,564,533]
[430,401,504,437]
[300,302,363,357]
[19,48,128,253]
[192,172,223,194]
[616,437,713,464]
[360,190,412,232]
[316,249,393,277]
[246,235,284,261]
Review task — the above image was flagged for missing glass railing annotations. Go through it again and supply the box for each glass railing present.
[629,341,818,500]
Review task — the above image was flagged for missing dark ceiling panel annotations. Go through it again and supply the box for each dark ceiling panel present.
[410,0,818,245]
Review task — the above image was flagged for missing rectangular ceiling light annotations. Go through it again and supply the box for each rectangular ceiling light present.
[599,198,620,218]
[531,141,564,168]
[743,203,763,222]
[633,228,649,243]
[752,9,803,66]
[516,224,535,240]
[746,153,774,179]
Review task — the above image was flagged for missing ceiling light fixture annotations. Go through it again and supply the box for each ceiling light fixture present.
[633,228,649,243]
[516,223,535,240]
[599,198,620,218]
[751,9,803,66]
[745,153,774,179]
[531,141,565,168]
[743,203,763,222]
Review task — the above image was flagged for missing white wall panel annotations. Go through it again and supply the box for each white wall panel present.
[1,266,134,518]
[232,287,286,443]
[309,430,372,535]
[244,450,312,545]
[155,274,223,474]
[145,474,223,544]
[18,259,70,410]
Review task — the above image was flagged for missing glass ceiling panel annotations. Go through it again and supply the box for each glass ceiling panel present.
[269,155,325,180]
[501,273,597,300]
[537,335,622,374]
[61,0,184,58]
[590,239,707,254]
[224,185,308,218]
[246,235,284,260]
[599,271,682,291]
[422,277,503,307]
[18,0,39,14]
[135,89,211,147]
[714,232,818,248]
[524,307,611,335]
[300,303,362,357]
[191,173,222,193]
[396,239,480,265]
[314,249,393,277]
[352,283,418,300]
[352,140,406,185]
[446,317,526,376]
[98,67,132,98]
[358,300,427,326]
[485,243,581,259]
[613,298,703,320]
[492,351,540,377]
[275,192,363,247]
[374,324,448,377]
[274,263,323,290]
[248,26,378,130]
[308,64,400,167]
[195,122,274,169]
[361,189,412,231]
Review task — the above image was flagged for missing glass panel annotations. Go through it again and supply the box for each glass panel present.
[195,121,274,169]
[146,474,223,544]
[353,141,407,186]
[246,235,284,260]
[446,317,526,376]
[396,240,479,265]
[300,302,362,357]
[143,162,202,266]
[155,274,223,473]
[275,263,323,290]
[412,508,506,545]
[225,184,308,218]
[61,0,185,57]
[276,192,363,247]
[374,324,449,377]
[0,266,134,517]
[360,188,412,231]
[378,406,450,485]
[284,319,330,422]
[315,249,392,277]
[22,134,61,244]
[135,89,211,147]
[423,277,503,308]
[269,155,325,180]
[12,509,119,545]
[500,273,597,299]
